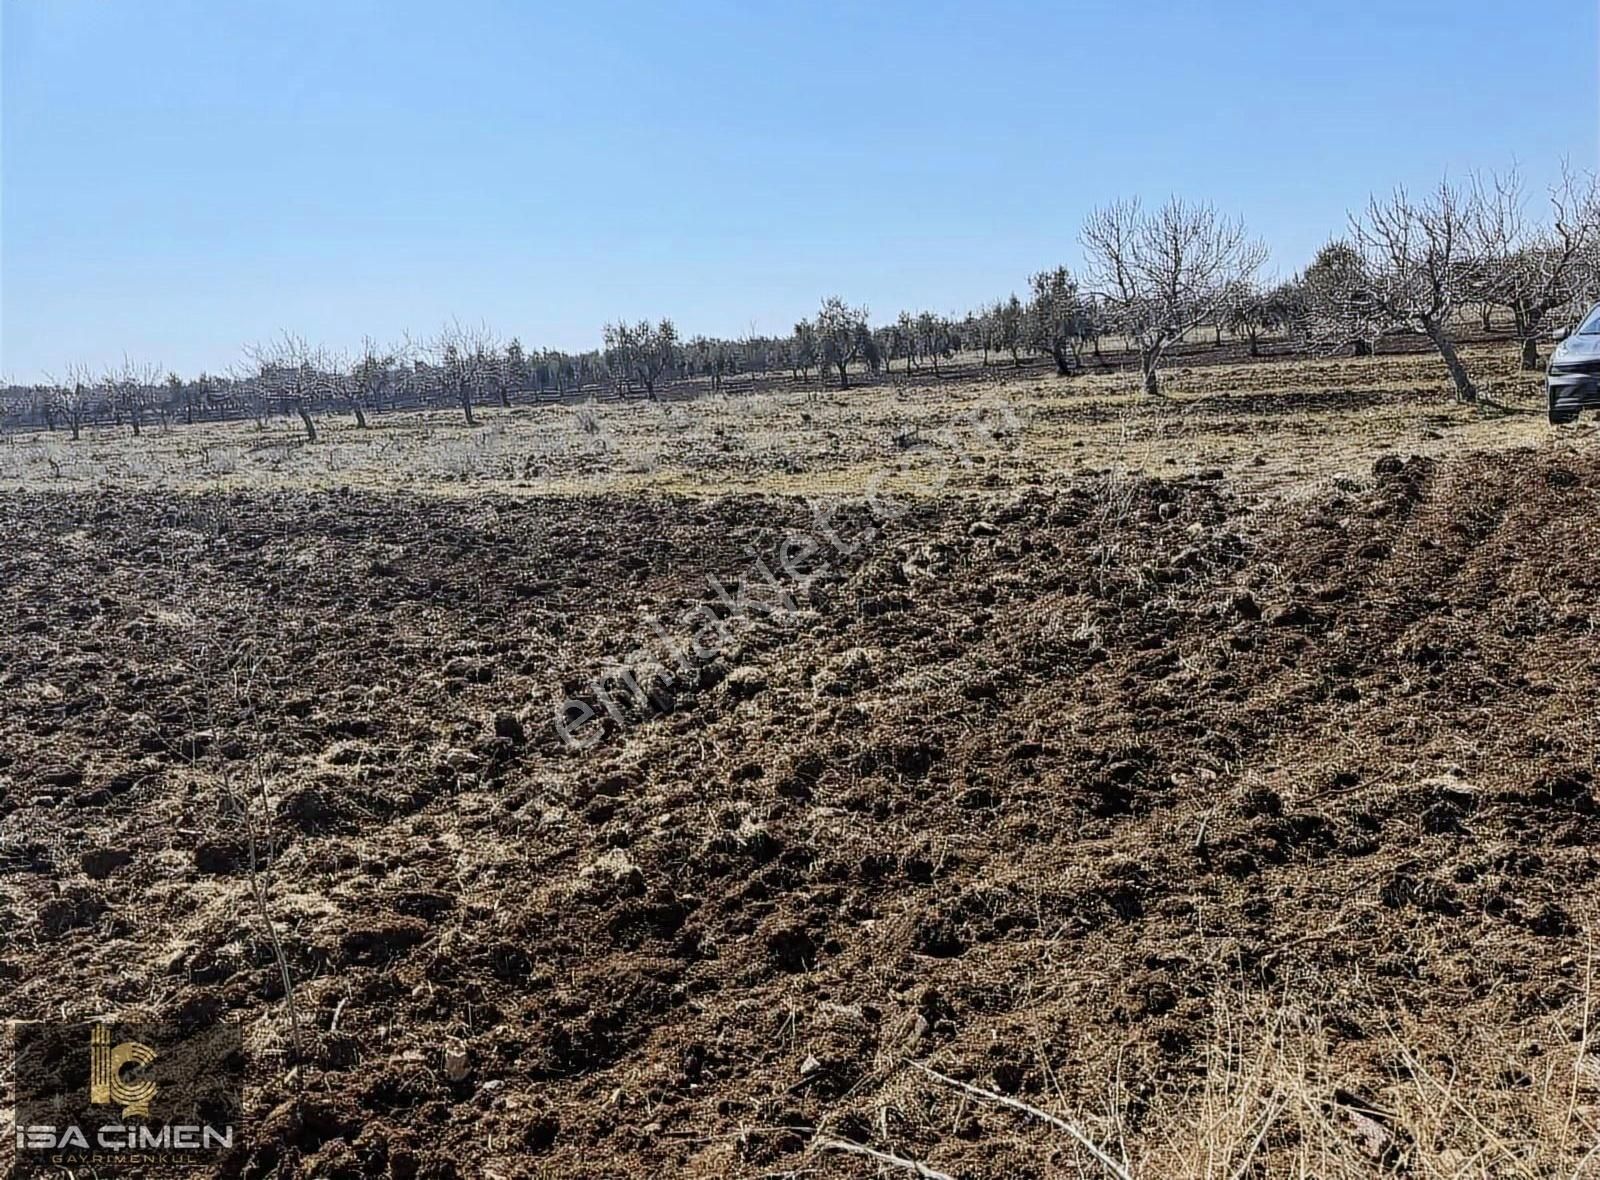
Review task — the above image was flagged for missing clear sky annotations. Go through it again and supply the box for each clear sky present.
[3,0,1597,382]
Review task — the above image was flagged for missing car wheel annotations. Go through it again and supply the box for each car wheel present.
[1550,391,1580,425]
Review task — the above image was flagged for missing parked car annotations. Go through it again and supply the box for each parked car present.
[1547,303,1600,423]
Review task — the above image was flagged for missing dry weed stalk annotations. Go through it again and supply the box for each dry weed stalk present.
[911,1061,1131,1179]
[811,1134,956,1179]
[219,635,304,1077]
[888,960,1600,1180]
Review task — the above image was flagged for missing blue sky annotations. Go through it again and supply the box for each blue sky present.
[3,0,1596,382]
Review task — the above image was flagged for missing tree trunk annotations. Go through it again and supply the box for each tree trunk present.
[350,399,368,429]
[1353,339,1373,357]
[499,386,510,408]
[1051,346,1072,376]
[70,416,81,441]
[1421,317,1478,403]
[1518,307,1544,371]
[298,405,317,441]
[460,388,475,425]
[1248,330,1260,358]
[1141,351,1161,397]
[836,361,849,390]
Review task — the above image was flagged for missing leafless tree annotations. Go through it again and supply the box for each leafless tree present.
[246,333,323,440]
[1347,180,1481,402]
[1081,197,1267,395]
[61,363,96,439]
[433,321,500,424]
[1467,165,1600,369]
[103,357,162,436]
[40,361,94,438]
[348,336,413,427]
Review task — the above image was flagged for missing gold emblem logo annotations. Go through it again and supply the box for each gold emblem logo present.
[89,1024,157,1118]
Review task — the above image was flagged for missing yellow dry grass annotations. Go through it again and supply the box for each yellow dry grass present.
[0,343,1579,505]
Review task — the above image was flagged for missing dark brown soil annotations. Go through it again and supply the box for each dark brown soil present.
[3,446,1598,1177]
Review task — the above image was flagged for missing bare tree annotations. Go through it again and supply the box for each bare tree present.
[104,357,162,437]
[433,322,500,424]
[246,333,323,440]
[347,338,393,428]
[1467,165,1600,369]
[1081,197,1267,396]
[1346,180,1482,402]
[61,363,95,440]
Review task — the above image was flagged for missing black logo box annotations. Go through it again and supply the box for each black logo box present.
[11,1021,244,1171]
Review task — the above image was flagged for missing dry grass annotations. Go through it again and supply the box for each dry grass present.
[0,344,1568,504]
[838,965,1600,1179]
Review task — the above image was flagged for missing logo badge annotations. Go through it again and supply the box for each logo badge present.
[11,1020,244,1174]
[88,1023,158,1119]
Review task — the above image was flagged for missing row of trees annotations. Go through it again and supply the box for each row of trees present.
[8,163,1599,436]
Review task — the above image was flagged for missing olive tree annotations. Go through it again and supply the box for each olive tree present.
[914,312,955,376]
[1024,266,1094,375]
[994,296,1024,367]
[603,319,679,400]
[1222,279,1304,357]
[1081,197,1267,396]
[813,296,870,389]
[787,320,819,381]
[1300,240,1384,356]
[891,311,918,372]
